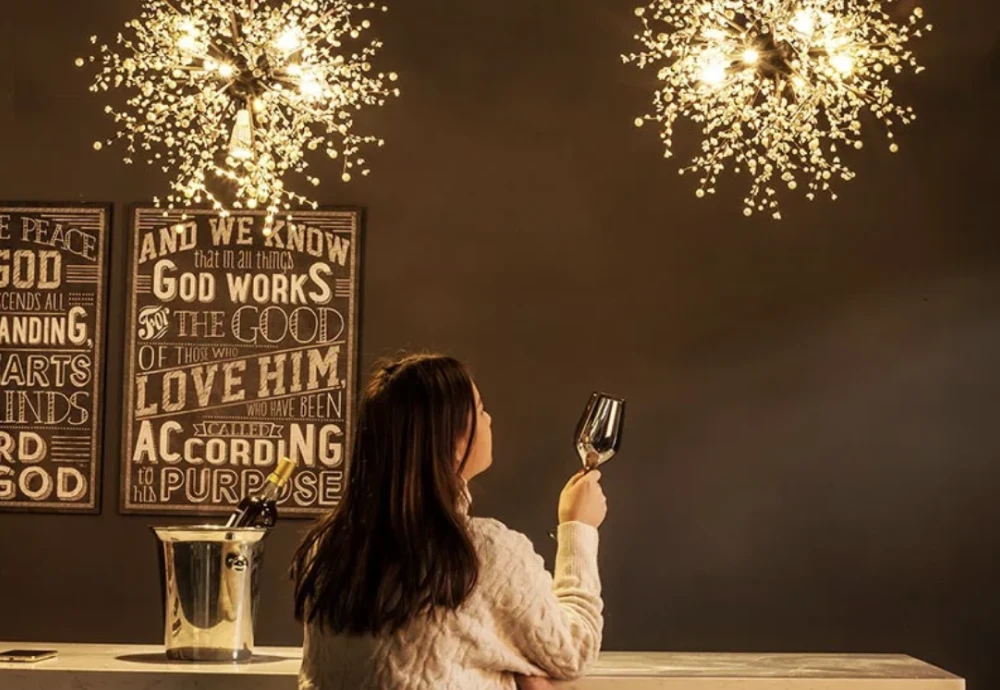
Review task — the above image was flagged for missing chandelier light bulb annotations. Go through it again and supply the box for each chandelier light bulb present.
[699,50,729,85]
[742,48,760,66]
[830,53,854,76]
[229,108,255,160]
[299,74,325,99]
[791,10,816,36]
[177,34,199,53]
[700,62,727,85]
[276,27,303,54]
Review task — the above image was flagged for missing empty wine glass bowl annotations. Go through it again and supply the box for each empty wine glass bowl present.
[575,392,625,472]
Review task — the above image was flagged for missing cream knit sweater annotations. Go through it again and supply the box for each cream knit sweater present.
[298,503,604,690]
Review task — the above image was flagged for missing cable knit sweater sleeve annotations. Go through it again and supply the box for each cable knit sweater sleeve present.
[480,519,604,681]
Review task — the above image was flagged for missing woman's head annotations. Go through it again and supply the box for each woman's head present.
[360,353,492,490]
[292,353,490,635]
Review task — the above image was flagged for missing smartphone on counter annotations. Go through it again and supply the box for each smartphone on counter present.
[0,649,58,663]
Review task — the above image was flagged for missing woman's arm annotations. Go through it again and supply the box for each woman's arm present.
[493,520,604,680]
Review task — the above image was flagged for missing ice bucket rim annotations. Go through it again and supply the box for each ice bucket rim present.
[151,524,269,544]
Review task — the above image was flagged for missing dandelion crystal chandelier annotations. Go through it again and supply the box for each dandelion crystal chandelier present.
[624,0,932,218]
[79,0,399,231]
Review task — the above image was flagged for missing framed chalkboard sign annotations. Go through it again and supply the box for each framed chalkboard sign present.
[120,206,362,517]
[0,203,111,514]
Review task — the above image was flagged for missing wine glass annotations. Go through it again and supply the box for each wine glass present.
[549,392,626,540]
[575,392,626,473]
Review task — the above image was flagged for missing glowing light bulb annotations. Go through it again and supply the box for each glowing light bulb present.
[276,27,302,54]
[701,63,726,84]
[299,75,324,99]
[229,109,254,160]
[830,53,854,75]
[791,10,816,36]
[177,34,199,53]
[699,51,728,85]
[218,63,235,78]
[742,49,759,65]
[176,19,201,54]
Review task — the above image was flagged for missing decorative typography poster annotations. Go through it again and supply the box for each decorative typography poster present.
[0,204,110,513]
[121,207,361,517]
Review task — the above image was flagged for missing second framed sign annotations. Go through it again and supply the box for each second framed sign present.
[120,207,362,517]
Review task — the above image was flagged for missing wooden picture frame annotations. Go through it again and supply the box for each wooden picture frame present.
[119,205,363,518]
[0,202,112,514]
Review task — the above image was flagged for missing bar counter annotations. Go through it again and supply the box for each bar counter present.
[0,643,964,689]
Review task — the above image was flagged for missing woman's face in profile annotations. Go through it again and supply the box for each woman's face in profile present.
[459,382,493,480]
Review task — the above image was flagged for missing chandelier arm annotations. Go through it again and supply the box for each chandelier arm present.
[230,10,242,47]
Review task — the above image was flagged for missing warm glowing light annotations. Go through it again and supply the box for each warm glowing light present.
[80,0,400,229]
[700,62,726,85]
[177,33,200,53]
[275,27,302,54]
[791,10,816,36]
[299,74,325,99]
[699,50,728,85]
[624,0,931,218]
[830,53,854,75]
[229,108,254,160]
[176,19,201,53]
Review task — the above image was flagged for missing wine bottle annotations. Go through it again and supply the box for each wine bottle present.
[225,456,297,528]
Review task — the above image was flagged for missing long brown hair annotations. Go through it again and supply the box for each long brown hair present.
[291,353,480,635]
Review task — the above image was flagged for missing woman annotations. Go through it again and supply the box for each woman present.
[292,353,607,689]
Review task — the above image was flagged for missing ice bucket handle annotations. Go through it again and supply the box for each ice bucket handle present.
[226,553,249,572]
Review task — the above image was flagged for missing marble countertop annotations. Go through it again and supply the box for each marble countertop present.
[0,643,964,689]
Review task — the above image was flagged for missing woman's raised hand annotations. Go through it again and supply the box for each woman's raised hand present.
[557,471,607,528]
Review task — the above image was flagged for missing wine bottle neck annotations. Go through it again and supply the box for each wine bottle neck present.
[258,477,281,501]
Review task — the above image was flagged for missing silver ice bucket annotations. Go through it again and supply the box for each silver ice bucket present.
[152,525,269,662]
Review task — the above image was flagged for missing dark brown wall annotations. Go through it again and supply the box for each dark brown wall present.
[2,0,999,687]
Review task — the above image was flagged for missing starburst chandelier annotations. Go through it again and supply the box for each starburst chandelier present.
[624,0,932,218]
[79,0,399,230]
